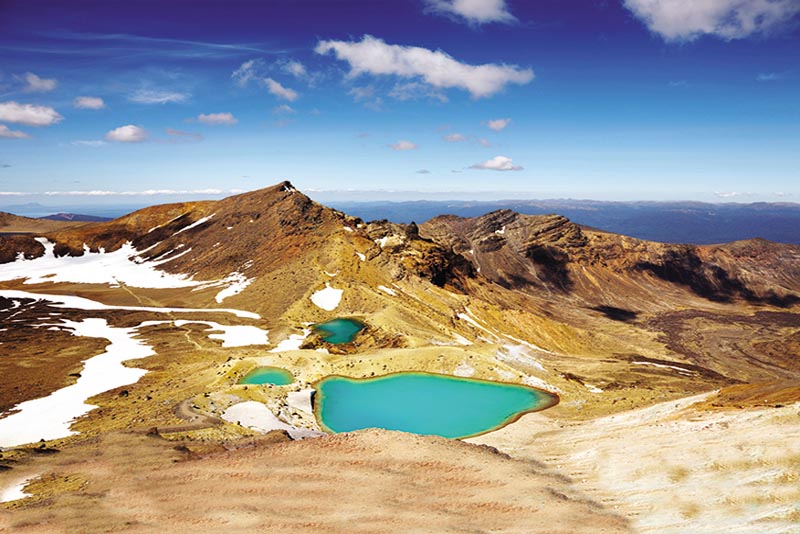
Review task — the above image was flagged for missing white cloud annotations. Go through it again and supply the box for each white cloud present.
[389,81,448,102]
[756,72,787,82]
[623,0,800,41]
[714,191,755,198]
[315,35,533,99]
[272,104,295,114]
[232,59,262,86]
[0,124,30,139]
[73,96,105,109]
[197,112,238,125]
[105,124,148,143]
[470,155,523,171]
[478,138,492,147]
[283,60,307,78]
[425,0,516,24]
[0,101,63,126]
[443,133,467,142]
[416,169,432,174]
[263,78,299,101]
[7,188,239,196]
[17,72,57,93]
[485,117,511,131]
[129,89,189,104]
[389,140,418,151]
[165,128,204,142]
[350,86,375,102]
[71,140,106,147]
[348,86,383,110]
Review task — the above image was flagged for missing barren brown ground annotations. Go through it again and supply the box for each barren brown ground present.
[1,429,631,534]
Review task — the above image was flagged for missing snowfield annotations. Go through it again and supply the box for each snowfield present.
[310,283,343,311]
[0,318,151,448]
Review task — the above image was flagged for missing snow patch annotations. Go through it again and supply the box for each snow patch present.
[269,329,311,352]
[0,289,260,319]
[457,308,497,339]
[222,401,293,433]
[0,474,38,503]
[495,344,546,372]
[356,252,366,261]
[310,283,343,311]
[140,320,269,348]
[174,213,214,235]
[287,389,314,414]
[0,239,203,289]
[632,361,695,376]
[343,226,353,232]
[0,318,152,448]
[222,401,319,440]
[503,333,556,355]
[214,272,253,303]
[522,375,560,393]
[453,333,473,346]
[377,285,397,296]
[495,226,506,235]
[454,362,476,377]
[584,383,604,393]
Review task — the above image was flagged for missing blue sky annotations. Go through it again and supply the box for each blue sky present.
[0,0,799,208]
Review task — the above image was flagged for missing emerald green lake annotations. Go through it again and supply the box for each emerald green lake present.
[314,372,558,439]
[313,318,365,344]
[239,366,294,386]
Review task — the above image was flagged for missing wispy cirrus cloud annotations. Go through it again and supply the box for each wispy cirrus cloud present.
[0,101,63,126]
[756,72,788,82]
[165,128,203,142]
[315,35,533,99]
[71,140,106,147]
[29,31,279,61]
[129,89,189,104]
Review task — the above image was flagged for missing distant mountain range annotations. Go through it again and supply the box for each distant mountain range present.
[39,213,112,222]
[3,198,799,245]
[326,200,800,245]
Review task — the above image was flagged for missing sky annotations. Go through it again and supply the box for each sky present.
[0,0,799,209]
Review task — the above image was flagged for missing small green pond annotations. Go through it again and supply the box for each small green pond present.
[239,366,294,386]
[314,372,558,439]
[313,318,365,344]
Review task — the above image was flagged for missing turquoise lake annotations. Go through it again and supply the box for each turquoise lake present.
[239,366,294,386]
[313,318,365,344]
[314,372,558,439]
